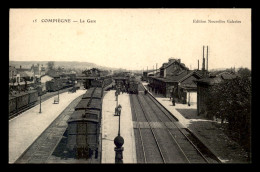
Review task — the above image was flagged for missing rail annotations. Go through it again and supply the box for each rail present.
[141,83,222,163]
[133,94,166,163]
[129,95,147,163]
[140,93,208,163]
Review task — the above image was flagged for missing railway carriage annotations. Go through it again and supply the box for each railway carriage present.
[9,96,17,114]
[67,87,103,159]
[28,90,38,104]
[16,92,30,110]
[67,109,101,159]
[82,87,103,99]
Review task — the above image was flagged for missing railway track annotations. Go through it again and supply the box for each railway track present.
[130,83,221,163]
[15,94,84,163]
[9,87,74,120]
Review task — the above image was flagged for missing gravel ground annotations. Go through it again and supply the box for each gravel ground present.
[176,108,250,163]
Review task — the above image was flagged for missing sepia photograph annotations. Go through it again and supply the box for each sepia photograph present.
[9,8,251,164]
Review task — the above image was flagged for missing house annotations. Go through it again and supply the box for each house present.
[15,66,34,83]
[31,64,46,77]
[195,71,238,117]
[45,69,60,79]
[9,66,17,82]
[159,58,189,78]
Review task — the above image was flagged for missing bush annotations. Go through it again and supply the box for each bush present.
[205,76,251,151]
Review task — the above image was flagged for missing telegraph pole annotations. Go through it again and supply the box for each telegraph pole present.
[39,93,42,113]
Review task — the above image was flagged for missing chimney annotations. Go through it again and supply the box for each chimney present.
[202,46,205,71]
[206,46,208,71]
[20,65,21,69]
[156,63,157,75]
[168,58,175,63]
[198,60,199,70]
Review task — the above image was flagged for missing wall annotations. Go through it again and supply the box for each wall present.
[41,75,54,84]
[197,83,210,116]
[165,62,183,78]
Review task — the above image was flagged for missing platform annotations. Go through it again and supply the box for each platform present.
[101,90,137,163]
[142,82,193,128]
[9,90,86,163]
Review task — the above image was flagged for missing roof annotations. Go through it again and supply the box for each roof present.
[75,99,102,110]
[9,66,16,71]
[196,72,238,85]
[76,76,98,80]
[16,68,31,72]
[150,70,202,83]
[18,70,34,77]
[82,88,102,99]
[161,59,189,70]
[45,69,60,78]
[179,82,198,89]
[114,77,129,80]
[143,70,156,74]
[68,110,86,121]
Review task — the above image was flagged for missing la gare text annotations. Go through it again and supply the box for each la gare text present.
[34,19,97,23]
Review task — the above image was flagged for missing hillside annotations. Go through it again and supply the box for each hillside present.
[9,61,119,71]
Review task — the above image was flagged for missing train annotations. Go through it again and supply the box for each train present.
[113,75,139,94]
[67,86,104,159]
[46,78,74,92]
[85,76,113,89]
[9,90,38,117]
[128,76,139,94]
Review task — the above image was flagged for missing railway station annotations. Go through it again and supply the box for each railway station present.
[9,71,226,164]
[9,9,251,164]
[9,58,252,164]
[8,51,250,164]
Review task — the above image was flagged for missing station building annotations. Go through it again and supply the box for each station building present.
[146,58,206,105]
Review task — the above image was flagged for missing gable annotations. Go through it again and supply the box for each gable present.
[181,75,199,84]
[181,71,202,81]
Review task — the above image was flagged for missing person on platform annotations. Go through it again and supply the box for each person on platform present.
[172,98,175,106]
[117,104,122,116]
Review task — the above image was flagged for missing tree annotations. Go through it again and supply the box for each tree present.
[237,67,251,79]
[47,61,55,70]
[204,77,251,152]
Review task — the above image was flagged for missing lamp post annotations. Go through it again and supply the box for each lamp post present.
[57,85,60,104]
[188,92,190,106]
[114,104,124,164]
[39,90,42,113]
[116,92,118,107]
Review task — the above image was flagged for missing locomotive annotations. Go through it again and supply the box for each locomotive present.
[128,76,139,94]
[114,75,139,94]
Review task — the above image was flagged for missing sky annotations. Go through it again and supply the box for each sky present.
[9,9,251,70]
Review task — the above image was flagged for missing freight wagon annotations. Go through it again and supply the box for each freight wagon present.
[9,90,38,117]
[67,87,103,160]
